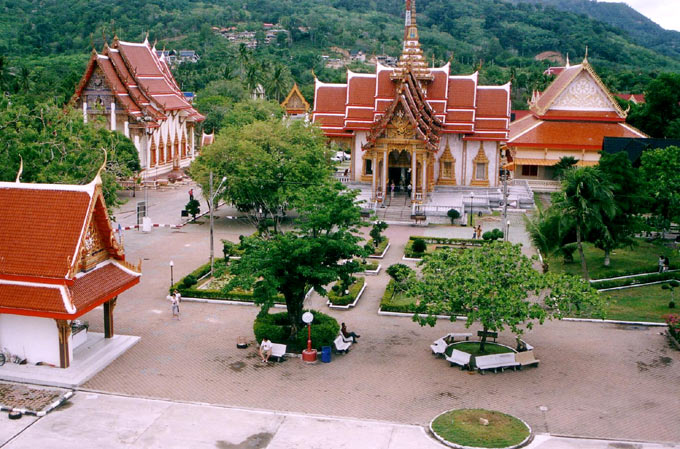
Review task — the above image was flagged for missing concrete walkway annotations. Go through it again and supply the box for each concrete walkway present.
[2,392,678,449]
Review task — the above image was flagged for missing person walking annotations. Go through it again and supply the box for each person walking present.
[472,228,477,239]
[168,293,180,320]
[189,188,194,201]
[663,256,670,272]
[477,225,483,240]
[659,255,665,273]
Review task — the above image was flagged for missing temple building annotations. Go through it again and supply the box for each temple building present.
[0,167,141,368]
[507,56,646,188]
[70,36,204,178]
[281,83,310,120]
[312,0,511,203]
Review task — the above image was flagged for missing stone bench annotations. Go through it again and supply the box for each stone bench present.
[515,350,540,368]
[477,330,498,342]
[430,338,447,356]
[270,343,287,362]
[334,335,352,353]
[446,349,471,370]
[476,353,519,374]
[446,332,473,342]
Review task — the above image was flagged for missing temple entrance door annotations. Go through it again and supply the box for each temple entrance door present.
[388,149,411,192]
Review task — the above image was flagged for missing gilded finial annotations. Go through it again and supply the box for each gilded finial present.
[91,149,107,186]
[311,69,317,79]
[565,53,570,68]
[15,155,23,183]
[144,31,149,44]
[584,46,588,63]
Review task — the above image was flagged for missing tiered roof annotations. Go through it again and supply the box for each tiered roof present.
[312,0,510,142]
[0,178,141,319]
[71,37,204,128]
[509,59,646,151]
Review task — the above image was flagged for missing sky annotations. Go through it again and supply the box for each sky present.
[597,0,680,32]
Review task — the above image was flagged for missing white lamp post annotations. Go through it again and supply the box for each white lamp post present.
[209,171,228,277]
[169,260,174,290]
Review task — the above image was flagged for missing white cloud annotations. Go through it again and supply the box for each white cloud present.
[597,0,680,32]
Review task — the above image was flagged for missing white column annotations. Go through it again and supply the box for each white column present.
[372,153,377,200]
[82,101,88,123]
[124,121,129,138]
[110,102,116,131]
[411,150,416,201]
[382,149,388,202]
[422,156,428,201]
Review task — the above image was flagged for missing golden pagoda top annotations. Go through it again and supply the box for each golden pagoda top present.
[391,0,433,81]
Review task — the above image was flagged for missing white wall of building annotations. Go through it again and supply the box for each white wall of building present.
[0,314,65,366]
[353,131,368,179]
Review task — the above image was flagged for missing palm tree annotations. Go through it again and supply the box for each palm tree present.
[555,167,616,281]
[267,65,289,102]
[244,64,260,94]
[552,156,578,180]
[237,43,250,76]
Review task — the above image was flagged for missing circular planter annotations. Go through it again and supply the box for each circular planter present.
[429,409,532,449]
[8,411,22,420]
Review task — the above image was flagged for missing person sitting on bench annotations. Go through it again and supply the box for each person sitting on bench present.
[341,323,360,343]
[259,337,272,363]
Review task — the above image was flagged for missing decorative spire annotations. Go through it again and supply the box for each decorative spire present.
[392,0,432,81]
[584,45,589,63]
[90,149,107,186]
[565,53,570,68]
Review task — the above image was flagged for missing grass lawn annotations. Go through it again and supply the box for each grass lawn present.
[546,239,678,280]
[602,283,677,322]
[431,409,530,448]
[445,342,513,357]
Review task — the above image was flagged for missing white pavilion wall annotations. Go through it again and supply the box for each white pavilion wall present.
[352,131,368,180]
[0,314,65,366]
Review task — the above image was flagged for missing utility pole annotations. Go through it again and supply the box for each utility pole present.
[210,171,215,277]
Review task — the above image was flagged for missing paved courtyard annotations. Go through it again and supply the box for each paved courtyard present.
[68,185,680,445]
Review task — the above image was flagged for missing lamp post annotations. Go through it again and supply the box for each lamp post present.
[469,191,475,227]
[209,171,228,277]
[301,311,317,362]
[505,220,511,242]
[169,260,174,290]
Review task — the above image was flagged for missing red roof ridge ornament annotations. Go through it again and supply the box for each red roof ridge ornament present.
[15,155,22,183]
[90,149,107,187]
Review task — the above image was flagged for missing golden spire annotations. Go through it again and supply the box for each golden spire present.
[393,0,432,81]
[584,45,589,63]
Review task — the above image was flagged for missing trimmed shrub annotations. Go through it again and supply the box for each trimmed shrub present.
[367,238,389,255]
[482,228,504,241]
[370,221,389,246]
[328,276,365,306]
[185,198,200,219]
[386,264,414,283]
[665,314,679,344]
[181,274,197,288]
[412,238,427,254]
[253,310,340,352]
[447,208,460,224]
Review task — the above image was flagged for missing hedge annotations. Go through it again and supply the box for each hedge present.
[403,236,486,258]
[591,271,680,290]
[253,310,340,352]
[328,277,365,306]
[171,260,284,303]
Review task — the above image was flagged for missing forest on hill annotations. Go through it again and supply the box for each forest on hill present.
[0,0,679,127]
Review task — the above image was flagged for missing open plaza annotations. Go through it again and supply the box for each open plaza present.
[1,184,678,448]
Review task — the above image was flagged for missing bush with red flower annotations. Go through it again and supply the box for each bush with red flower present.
[664,314,680,344]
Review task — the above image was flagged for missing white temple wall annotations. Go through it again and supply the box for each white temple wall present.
[0,314,65,366]
[353,131,368,180]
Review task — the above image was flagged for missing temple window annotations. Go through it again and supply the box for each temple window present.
[442,161,453,179]
[521,165,538,177]
[364,159,373,176]
[475,162,487,180]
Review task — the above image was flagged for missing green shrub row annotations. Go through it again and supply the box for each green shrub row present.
[328,277,365,306]
[379,280,418,313]
[591,271,680,290]
[253,310,340,352]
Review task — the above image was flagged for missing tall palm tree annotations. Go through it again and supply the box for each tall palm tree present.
[244,64,260,94]
[555,167,616,281]
[267,65,289,102]
[237,43,250,76]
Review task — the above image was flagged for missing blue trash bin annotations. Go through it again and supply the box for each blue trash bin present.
[321,346,332,363]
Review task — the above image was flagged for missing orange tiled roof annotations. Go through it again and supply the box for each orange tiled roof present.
[0,181,141,319]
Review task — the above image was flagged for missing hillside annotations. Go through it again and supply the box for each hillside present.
[511,0,680,60]
[1,0,679,115]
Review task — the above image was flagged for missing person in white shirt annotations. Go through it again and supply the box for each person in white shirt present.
[259,337,272,363]
[168,294,180,320]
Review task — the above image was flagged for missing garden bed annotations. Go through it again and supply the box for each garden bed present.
[403,236,486,258]
[591,270,680,290]
[327,277,366,309]
[666,315,679,349]
[545,239,678,280]
[171,260,286,304]
[367,238,390,259]
[380,279,418,313]
[430,409,532,449]
[253,310,339,352]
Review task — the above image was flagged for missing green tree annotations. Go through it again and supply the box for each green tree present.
[552,156,578,180]
[228,183,365,332]
[594,152,645,266]
[628,73,680,138]
[639,146,680,233]
[369,220,388,246]
[0,101,139,211]
[553,167,616,281]
[185,198,200,220]
[447,208,460,224]
[407,242,604,352]
[386,263,414,301]
[189,114,330,233]
[266,64,290,102]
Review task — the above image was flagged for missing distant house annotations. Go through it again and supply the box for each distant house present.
[177,50,199,63]
[615,93,646,105]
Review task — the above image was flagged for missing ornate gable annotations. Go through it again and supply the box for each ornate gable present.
[281,83,309,115]
[75,189,124,274]
[550,72,617,112]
